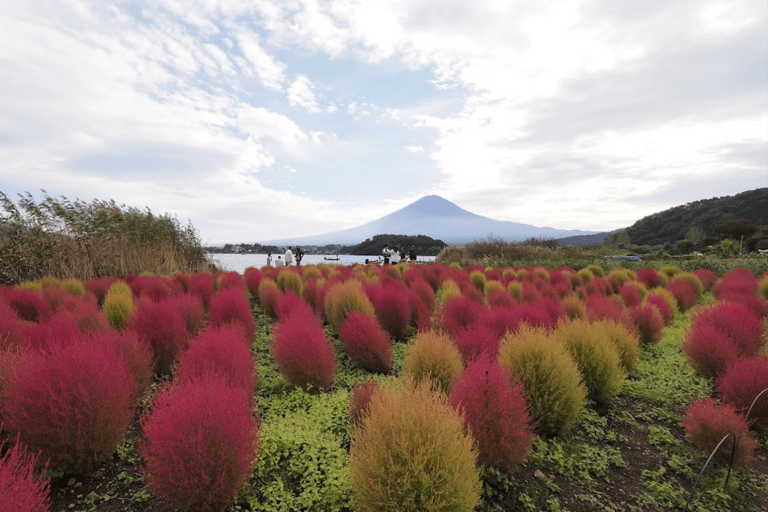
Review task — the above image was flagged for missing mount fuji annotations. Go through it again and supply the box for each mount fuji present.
[260,195,595,246]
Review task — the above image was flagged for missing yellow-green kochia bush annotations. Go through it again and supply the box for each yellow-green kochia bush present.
[276,270,302,296]
[498,325,587,438]
[102,282,133,329]
[404,330,464,394]
[350,379,481,512]
[323,279,375,333]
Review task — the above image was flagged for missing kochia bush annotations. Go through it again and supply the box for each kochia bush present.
[0,438,51,512]
[682,397,758,468]
[440,295,484,338]
[177,326,258,401]
[666,280,699,312]
[2,338,135,472]
[129,297,188,375]
[339,311,393,374]
[453,324,500,362]
[271,313,336,391]
[257,279,280,320]
[102,282,134,330]
[324,279,376,333]
[372,283,411,339]
[449,357,533,475]
[349,380,380,429]
[209,287,256,341]
[717,355,768,427]
[404,330,464,394]
[498,325,586,438]
[624,303,665,345]
[683,321,740,380]
[350,379,480,512]
[141,376,259,512]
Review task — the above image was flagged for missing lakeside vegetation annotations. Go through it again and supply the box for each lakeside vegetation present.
[0,192,214,285]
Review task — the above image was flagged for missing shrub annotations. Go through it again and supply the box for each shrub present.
[634,267,665,289]
[141,376,259,512]
[441,295,484,338]
[129,297,188,375]
[692,269,718,291]
[275,290,315,323]
[271,314,336,391]
[666,280,699,312]
[682,321,740,380]
[350,379,480,512]
[277,270,303,296]
[2,338,135,472]
[407,290,432,332]
[619,283,643,308]
[258,279,280,320]
[624,303,664,345]
[189,272,216,311]
[696,302,765,357]
[584,294,625,322]
[177,326,258,401]
[449,357,533,474]
[404,330,464,394]
[339,312,393,374]
[561,295,586,320]
[209,287,256,341]
[645,293,674,326]
[718,292,768,318]
[0,438,51,512]
[469,270,487,292]
[759,275,768,300]
[487,289,516,309]
[173,293,206,337]
[85,277,117,307]
[408,277,436,312]
[554,320,624,402]
[438,279,462,304]
[507,281,523,300]
[372,283,411,339]
[350,380,379,429]
[453,324,500,362]
[590,319,640,373]
[244,268,265,298]
[660,265,682,278]
[102,282,134,329]
[324,280,376,333]
[718,355,768,427]
[682,397,758,467]
[218,271,246,292]
[498,325,586,437]
[647,287,679,319]
[713,267,757,298]
[91,330,154,398]
[2,289,51,323]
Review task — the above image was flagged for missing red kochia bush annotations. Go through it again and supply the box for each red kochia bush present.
[1,289,51,323]
[172,293,206,337]
[219,271,246,292]
[682,397,758,467]
[450,357,533,475]
[717,292,768,318]
[85,277,118,307]
[683,321,740,380]
[696,302,765,357]
[666,280,699,312]
[373,283,411,339]
[407,290,432,332]
[453,324,500,362]
[584,295,625,322]
[2,338,135,472]
[0,438,51,512]
[634,267,664,289]
[441,296,485,338]
[692,269,718,291]
[274,290,315,323]
[141,376,259,512]
[339,312,393,374]
[91,330,154,398]
[271,313,336,390]
[208,287,256,341]
[645,294,674,326]
[349,380,379,429]
[244,268,265,298]
[408,277,436,312]
[624,304,664,345]
[177,326,257,402]
[189,273,216,311]
[718,355,768,427]
[619,284,642,308]
[129,297,188,375]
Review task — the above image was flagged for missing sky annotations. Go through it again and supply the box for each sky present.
[0,0,766,245]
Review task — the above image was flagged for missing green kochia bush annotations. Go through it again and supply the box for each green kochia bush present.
[350,379,481,512]
[102,281,134,329]
[498,325,587,437]
[404,329,464,394]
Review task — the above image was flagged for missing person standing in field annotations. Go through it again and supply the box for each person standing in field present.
[409,246,417,262]
[275,255,283,266]
[285,247,294,266]
[266,253,272,267]
[295,247,304,266]
[382,244,390,264]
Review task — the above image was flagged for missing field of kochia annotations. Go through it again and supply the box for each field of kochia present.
[0,262,766,512]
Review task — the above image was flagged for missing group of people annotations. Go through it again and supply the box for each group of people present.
[266,246,304,267]
[382,244,417,264]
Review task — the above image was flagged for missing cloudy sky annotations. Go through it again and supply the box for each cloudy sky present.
[1,0,765,245]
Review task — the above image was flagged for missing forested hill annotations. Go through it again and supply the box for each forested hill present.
[342,234,448,256]
[606,188,768,247]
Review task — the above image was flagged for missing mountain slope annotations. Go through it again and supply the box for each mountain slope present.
[260,195,594,245]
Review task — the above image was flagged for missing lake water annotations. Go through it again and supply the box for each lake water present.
[206,253,436,274]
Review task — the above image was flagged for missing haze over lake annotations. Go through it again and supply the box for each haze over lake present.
[207,253,436,274]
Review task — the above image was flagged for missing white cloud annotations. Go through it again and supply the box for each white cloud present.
[232,27,285,90]
[287,74,321,112]
[404,145,424,153]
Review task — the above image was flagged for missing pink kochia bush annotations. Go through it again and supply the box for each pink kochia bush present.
[209,287,256,341]
[177,326,258,402]
[271,313,336,390]
[624,303,664,345]
[129,297,188,375]
[453,324,500,362]
[441,296,484,338]
[682,397,758,467]
[141,375,259,512]
[717,355,768,427]
[339,311,393,374]
[1,288,52,323]
[349,380,380,429]
[0,438,51,512]
[372,283,411,339]
[449,357,533,475]
[2,338,136,472]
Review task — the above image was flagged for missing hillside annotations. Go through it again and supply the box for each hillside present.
[605,188,768,250]
[341,234,447,257]
[259,195,594,246]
